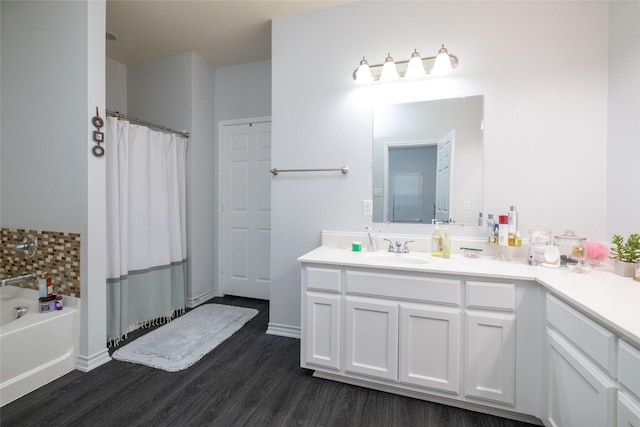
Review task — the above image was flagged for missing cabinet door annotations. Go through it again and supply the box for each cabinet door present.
[618,392,640,427]
[345,297,398,381]
[547,329,616,427]
[465,311,515,405]
[303,293,341,370]
[399,303,460,394]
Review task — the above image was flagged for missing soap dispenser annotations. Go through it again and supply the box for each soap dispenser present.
[431,222,443,257]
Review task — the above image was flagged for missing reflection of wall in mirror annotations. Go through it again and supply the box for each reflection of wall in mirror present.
[372,96,483,225]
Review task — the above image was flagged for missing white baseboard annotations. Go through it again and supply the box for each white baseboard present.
[187,288,223,308]
[266,322,301,339]
[75,349,111,372]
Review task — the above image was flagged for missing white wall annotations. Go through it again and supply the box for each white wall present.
[214,60,271,122]
[607,1,640,238]
[1,0,109,370]
[128,53,192,131]
[106,57,127,114]
[271,1,612,332]
[127,52,217,306]
[2,1,90,231]
[190,54,217,304]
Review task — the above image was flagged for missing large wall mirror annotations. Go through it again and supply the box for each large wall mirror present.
[372,96,484,225]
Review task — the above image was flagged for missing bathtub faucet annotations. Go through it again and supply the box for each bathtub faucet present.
[1,273,35,288]
[14,234,38,259]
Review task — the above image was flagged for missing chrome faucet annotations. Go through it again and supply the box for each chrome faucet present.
[403,240,415,253]
[383,239,414,253]
[1,273,35,288]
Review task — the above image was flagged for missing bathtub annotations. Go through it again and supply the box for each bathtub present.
[0,285,79,407]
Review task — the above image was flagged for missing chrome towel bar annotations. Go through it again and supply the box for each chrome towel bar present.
[270,166,349,176]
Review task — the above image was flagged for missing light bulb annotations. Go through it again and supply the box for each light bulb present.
[432,44,453,75]
[380,53,399,81]
[355,57,373,84]
[405,49,425,78]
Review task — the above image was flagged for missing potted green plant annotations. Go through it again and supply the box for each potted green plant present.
[610,233,640,277]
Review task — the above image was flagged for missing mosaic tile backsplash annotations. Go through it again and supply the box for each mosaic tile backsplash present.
[1,228,81,297]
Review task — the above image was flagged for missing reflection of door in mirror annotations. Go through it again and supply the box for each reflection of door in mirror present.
[435,130,455,223]
[391,172,423,222]
[384,142,436,223]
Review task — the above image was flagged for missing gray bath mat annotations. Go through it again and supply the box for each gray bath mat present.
[112,304,258,372]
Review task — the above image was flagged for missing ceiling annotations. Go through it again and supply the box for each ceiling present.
[106,0,352,68]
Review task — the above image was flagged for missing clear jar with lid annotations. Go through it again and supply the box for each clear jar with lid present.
[553,230,587,266]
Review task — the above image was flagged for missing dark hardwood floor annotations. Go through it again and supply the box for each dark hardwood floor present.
[1,296,538,427]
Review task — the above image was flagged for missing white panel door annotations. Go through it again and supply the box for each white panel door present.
[465,310,515,405]
[435,130,454,223]
[220,120,271,299]
[345,296,398,381]
[399,303,460,394]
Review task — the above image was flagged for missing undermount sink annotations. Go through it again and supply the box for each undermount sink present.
[365,254,431,265]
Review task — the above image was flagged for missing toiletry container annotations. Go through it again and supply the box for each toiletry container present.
[487,214,495,244]
[38,278,47,298]
[529,229,551,264]
[498,215,509,247]
[38,296,56,313]
[442,228,451,258]
[431,223,443,256]
[508,206,518,246]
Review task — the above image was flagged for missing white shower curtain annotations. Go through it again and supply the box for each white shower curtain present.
[105,117,188,344]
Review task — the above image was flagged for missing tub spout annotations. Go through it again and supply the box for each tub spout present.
[14,306,29,319]
[1,273,35,288]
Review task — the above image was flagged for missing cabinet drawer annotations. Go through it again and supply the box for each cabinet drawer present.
[619,340,640,398]
[345,270,461,306]
[306,266,341,292]
[547,294,616,376]
[466,281,515,311]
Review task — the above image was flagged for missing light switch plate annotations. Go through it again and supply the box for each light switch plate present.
[363,200,373,216]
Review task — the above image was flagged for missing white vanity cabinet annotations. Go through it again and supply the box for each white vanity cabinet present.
[343,269,462,393]
[301,266,342,370]
[299,244,640,425]
[300,262,541,422]
[465,281,516,405]
[545,294,617,427]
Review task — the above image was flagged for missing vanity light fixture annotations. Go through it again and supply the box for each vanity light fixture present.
[432,44,454,75]
[353,44,458,83]
[405,49,426,78]
[355,57,374,84]
[380,53,399,81]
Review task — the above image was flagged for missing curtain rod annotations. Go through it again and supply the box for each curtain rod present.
[106,109,190,139]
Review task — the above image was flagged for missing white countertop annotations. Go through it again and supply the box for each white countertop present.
[298,246,640,347]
